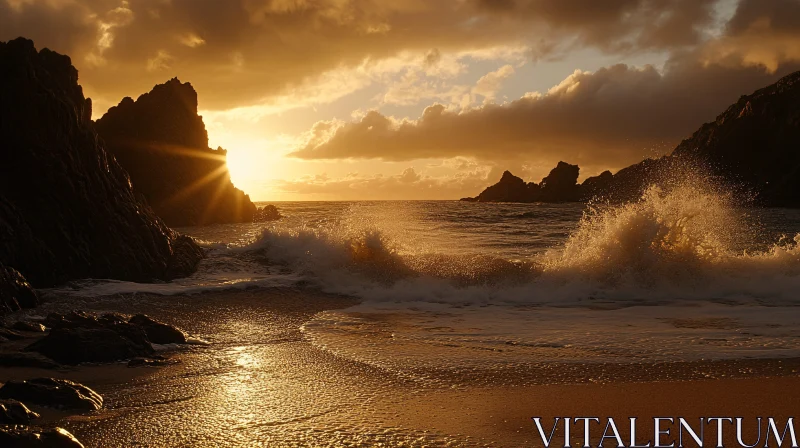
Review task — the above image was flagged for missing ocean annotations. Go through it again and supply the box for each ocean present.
[47,186,800,374]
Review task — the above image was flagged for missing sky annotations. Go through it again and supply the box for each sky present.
[2,0,800,201]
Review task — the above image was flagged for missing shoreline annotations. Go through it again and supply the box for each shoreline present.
[1,287,798,446]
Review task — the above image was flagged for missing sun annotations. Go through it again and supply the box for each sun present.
[225,148,253,186]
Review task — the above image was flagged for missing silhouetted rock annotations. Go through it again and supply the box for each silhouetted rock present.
[129,314,186,344]
[165,235,205,279]
[461,171,539,202]
[467,72,800,205]
[95,78,257,226]
[461,162,579,203]
[671,70,800,206]
[0,399,40,424]
[0,378,102,411]
[580,70,800,204]
[579,170,613,201]
[254,204,282,222]
[0,426,84,448]
[29,311,191,364]
[0,38,203,287]
[579,157,679,203]
[0,265,38,315]
[539,162,580,202]
[27,325,154,365]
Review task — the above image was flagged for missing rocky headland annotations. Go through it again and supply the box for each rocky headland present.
[95,78,257,226]
[0,38,204,292]
[462,70,800,205]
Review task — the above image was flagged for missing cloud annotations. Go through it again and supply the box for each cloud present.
[290,55,799,174]
[472,64,516,102]
[289,0,800,177]
[700,0,800,71]
[1,0,740,112]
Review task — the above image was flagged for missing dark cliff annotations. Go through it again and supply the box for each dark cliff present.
[581,70,800,204]
[95,78,257,226]
[0,38,203,289]
[672,71,800,206]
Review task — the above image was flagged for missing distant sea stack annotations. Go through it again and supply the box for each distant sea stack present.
[461,162,580,203]
[95,78,257,226]
[464,70,800,206]
[0,37,203,289]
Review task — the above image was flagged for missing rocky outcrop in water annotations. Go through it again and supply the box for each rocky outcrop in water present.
[0,38,203,288]
[460,162,580,203]
[95,78,257,226]
[465,70,800,206]
[254,204,282,222]
[460,171,536,202]
[539,162,581,202]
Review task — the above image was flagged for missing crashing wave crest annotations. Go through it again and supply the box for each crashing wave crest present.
[237,184,800,303]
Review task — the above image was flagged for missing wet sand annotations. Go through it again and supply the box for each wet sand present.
[3,288,799,447]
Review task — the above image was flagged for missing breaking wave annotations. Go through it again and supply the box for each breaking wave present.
[49,182,800,305]
[235,184,800,304]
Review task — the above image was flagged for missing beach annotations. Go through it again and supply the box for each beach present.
[3,10,800,447]
[2,288,796,447]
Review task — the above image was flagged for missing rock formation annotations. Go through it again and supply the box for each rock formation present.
[95,78,257,226]
[465,70,800,206]
[460,171,537,202]
[0,265,38,315]
[0,38,203,288]
[671,70,800,206]
[540,162,581,202]
[27,311,189,365]
[461,162,580,203]
[254,204,282,222]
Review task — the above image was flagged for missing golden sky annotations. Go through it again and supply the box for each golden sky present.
[2,0,799,200]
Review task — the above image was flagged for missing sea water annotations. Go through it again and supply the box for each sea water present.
[48,186,800,368]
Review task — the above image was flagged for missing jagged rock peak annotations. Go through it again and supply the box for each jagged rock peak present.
[95,78,257,226]
[1,37,91,123]
[98,77,208,150]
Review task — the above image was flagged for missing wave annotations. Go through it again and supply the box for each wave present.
[231,184,800,304]
[49,182,800,304]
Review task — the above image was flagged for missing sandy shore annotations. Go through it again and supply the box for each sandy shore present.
[2,288,798,447]
[392,377,800,446]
